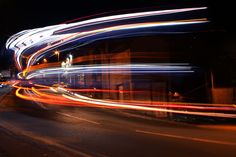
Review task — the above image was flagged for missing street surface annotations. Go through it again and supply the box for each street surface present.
[1,87,236,157]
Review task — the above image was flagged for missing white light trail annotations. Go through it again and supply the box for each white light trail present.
[6,7,208,72]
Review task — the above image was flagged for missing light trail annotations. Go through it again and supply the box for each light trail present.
[22,52,187,74]
[62,91,236,118]
[25,63,194,79]
[7,7,234,119]
[11,82,236,119]
[6,7,207,73]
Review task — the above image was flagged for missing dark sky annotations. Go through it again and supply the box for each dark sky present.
[0,0,235,69]
[0,1,205,32]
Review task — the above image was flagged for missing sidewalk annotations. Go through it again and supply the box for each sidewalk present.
[198,124,236,132]
[110,109,236,131]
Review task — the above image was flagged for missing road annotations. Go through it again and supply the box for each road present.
[1,87,236,157]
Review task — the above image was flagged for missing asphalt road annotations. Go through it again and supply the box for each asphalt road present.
[1,87,236,157]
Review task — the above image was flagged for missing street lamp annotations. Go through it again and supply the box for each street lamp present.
[54,50,60,84]
[43,58,47,63]
[54,50,60,61]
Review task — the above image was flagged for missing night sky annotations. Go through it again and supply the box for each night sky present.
[0,0,235,69]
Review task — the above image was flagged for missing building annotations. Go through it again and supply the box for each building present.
[67,29,236,118]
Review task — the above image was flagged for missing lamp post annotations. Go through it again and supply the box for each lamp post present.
[54,50,60,84]
[68,54,73,84]
[54,50,60,62]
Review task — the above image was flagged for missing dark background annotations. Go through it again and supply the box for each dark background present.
[0,0,235,69]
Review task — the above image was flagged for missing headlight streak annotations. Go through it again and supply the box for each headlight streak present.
[62,93,236,118]
[7,7,234,119]
[11,82,236,119]
[55,7,207,34]
[25,19,207,71]
[25,63,194,79]
[6,7,208,72]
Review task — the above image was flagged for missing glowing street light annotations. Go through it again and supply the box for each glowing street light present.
[54,50,60,61]
[54,50,60,83]
[43,58,47,63]
[54,50,59,55]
